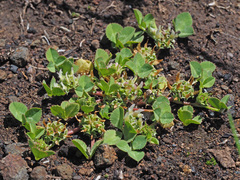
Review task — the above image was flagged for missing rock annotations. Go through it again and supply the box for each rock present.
[227,94,235,117]
[56,163,74,180]
[4,143,28,156]
[227,52,233,58]
[0,154,29,180]
[207,149,235,168]
[27,27,37,34]
[73,175,82,180]
[168,61,180,70]
[0,69,7,81]
[93,144,117,168]
[10,47,30,67]
[221,85,229,91]
[58,141,78,157]
[30,166,47,180]
[91,39,100,49]
[0,39,6,47]
[10,64,18,73]
[162,137,172,144]
[78,167,94,176]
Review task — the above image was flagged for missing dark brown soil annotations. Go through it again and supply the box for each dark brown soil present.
[0,0,240,179]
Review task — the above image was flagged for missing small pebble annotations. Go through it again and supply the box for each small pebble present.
[27,27,37,34]
[91,39,100,49]
[221,85,229,91]
[10,64,18,73]
[227,52,233,58]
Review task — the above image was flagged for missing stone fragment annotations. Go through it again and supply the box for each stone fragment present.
[0,154,29,180]
[56,163,74,180]
[207,149,235,168]
[30,166,47,180]
[4,143,28,156]
[10,47,30,67]
[0,39,6,47]
[93,144,117,168]
[0,69,7,81]
[221,85,229,91]
[168,61,180,70]
[78,167,94,176]
[91,39,100,49]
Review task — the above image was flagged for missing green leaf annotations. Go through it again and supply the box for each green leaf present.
[25,108,42,124]
[100,105,110,119]
[29,139,55,161]
[160,112,174,124]
[134,9,143,26]
[90,139,103,159]
[221,95,230,104]
[190,61,202,78]
[81,105,95,114]
[132,135,147,150]
[200,61,216,73]
[109,84,120,94]
[103,130,122,145]
[181,105,194,113]
[208,97,221,109]
[149,137,159,145]
[110,107,124,129]
[46,48,59,63]
[128,150,144,162]
[98,79,109,93]
[126,53,145,75]
[118,26,135,45]
[202,77,215,88]
[123,121,137,142]
[173,12,194,38]
[34,127,45,139]
[116,140,131,152]
[42,80,52,96]
[50,105,65,119]
[78,75,94,92]
[46,62,56,72]
[72,139,89,159]
[9,102,28,122]
[106,23,123,44]
[65,103,80,119]
[143,13,155,28]
[52,87,66,96]
[178,109,193,122]
[152,96,170,109]
[138,64,153,78]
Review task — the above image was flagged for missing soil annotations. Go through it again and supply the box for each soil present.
[0,0,240,179]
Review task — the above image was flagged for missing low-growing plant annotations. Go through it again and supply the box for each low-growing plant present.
[8,9,230,163]
[9,102,68,160]
[134,9,194,49]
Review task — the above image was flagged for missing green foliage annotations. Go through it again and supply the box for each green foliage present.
[8,8,230,163]
[50,101,80,121]
[9,102,68,160]
[106,23,144,49]
[72,139,103,159]
[206,157,217,166]
[173,12,194,38]
[177,105,202,126]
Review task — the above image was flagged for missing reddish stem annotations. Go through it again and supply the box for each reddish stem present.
[67,127,81,135]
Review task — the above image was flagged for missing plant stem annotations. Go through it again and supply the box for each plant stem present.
[228,113,240,157]
[168,98,220,112]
